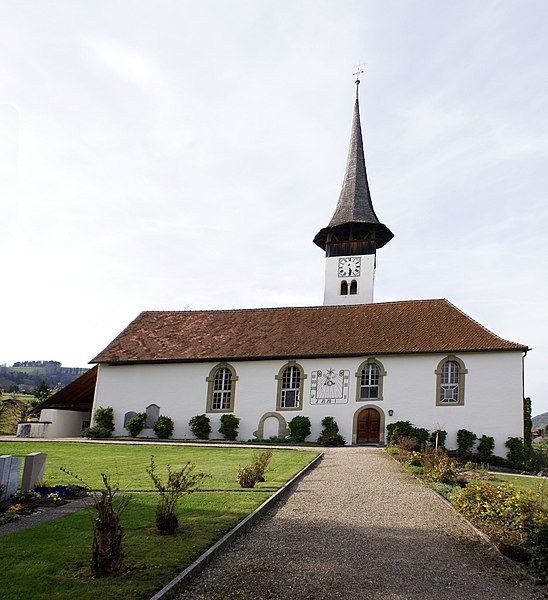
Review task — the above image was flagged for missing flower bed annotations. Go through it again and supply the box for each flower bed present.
[0,485,87,526]
[386,445,547,582]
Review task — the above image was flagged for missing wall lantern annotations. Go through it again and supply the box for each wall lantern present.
[388,409,394,417]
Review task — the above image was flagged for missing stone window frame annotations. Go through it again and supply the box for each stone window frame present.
[206,362,238,413]
[435,355,467,407]
[355,358,386,402]
[275,361,307,411]
[340,280,349,295]
[349,279,358,295]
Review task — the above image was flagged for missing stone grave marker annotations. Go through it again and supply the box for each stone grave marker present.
[21,452,47,492]
[0,455,21,500]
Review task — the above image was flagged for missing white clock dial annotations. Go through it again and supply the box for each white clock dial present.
[338,257,361,277]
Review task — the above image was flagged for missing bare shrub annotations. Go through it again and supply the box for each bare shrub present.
[146,456,210,535]
[61,468,128,578]
[397,437,417,452]
[253,450,273,482]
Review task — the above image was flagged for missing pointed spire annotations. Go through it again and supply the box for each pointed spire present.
[313,79,393,251]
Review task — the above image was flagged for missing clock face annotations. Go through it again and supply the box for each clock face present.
[338,257,361,277]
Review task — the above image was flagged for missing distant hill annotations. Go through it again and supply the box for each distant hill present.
[0,361,88,393]
[532,412,548,429]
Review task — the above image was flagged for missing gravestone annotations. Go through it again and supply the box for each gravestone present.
[145,404,160,428]
[21,452,47,492]
[123,411,137,427]
[0,455,21,500]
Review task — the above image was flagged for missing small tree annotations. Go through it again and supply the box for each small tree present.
[456,429,477,458]
[94,407,115,436]
[288,415,311,442]
[317,416,345,446]
[126,412,146,438]
[189,414,211,440]
[153,416,174,439]
[219,414,239,441]
[476,435,495,463]
[32,380,53,402]
[430,429,447,449]
[146,456,210,535]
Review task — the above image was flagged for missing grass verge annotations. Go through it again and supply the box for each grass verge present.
[0,441,318,491]
[2,491,270,600]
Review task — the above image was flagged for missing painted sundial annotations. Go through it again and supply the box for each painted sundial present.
[310,368,350,404]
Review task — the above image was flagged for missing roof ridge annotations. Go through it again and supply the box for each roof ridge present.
[140,298,447,315]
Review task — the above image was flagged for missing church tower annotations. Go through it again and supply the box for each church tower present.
[314,76,393,305]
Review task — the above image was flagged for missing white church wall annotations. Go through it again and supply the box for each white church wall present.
[92,350,523,457]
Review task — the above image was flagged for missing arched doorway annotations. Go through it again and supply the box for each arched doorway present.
[353,406,384,444]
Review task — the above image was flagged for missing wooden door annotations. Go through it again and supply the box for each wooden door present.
[357,408,381,444]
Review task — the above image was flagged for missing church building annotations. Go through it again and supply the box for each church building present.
[35,81,528,455]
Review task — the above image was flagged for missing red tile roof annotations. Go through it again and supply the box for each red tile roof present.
[91,300,527,365]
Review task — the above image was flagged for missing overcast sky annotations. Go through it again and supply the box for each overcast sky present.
[1,1,547,414]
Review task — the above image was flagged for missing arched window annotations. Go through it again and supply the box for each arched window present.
[276,361,307,411]
[340,280,348,295]
[349,280,358,295]
[435,356,467,406]
[206,363,238,412]
[355,358,386,401]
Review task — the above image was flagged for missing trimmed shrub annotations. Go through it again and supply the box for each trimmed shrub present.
[288,416,311,443]
[219,414,240,441]
[93,407,114,436]
[429,429,447,449]
[505,437,524,466]
[317,416,345,446]
[81,426,111,439]
[476,435,495,463]
[387,421,429,450]
[456,429,477,458]
[153,416,174,439]
[126,412,147,438]
[386,421,415,444]
[189,414,211,440]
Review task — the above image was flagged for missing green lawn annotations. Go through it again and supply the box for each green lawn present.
[0,441,317,491]
[2,491,270,600]
[494,473,547,508]
[0,442,319,599]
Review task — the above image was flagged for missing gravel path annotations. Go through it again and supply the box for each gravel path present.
[180,448,543,600]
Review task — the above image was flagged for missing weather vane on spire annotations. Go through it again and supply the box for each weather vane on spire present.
[353,63,365,98]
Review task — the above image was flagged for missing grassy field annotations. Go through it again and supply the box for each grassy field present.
[494,473,547,508]
[0,442,319,599]
[0,394,35,435]
[1,491,270,600]
[0,441,318,491]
